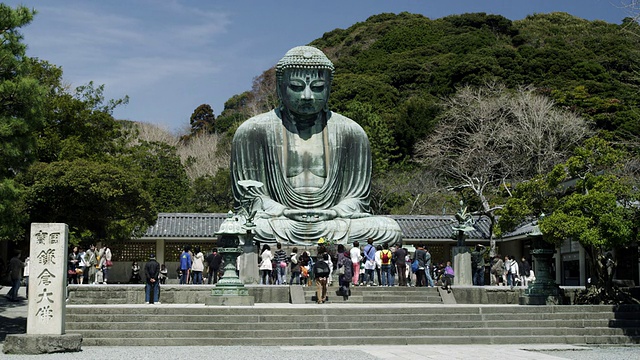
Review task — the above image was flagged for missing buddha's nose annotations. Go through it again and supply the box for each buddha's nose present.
[302,85,313,100]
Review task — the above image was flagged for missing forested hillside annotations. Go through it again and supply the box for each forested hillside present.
[220,12,640,156]
[215,11,640,216]
[2,7,638,246]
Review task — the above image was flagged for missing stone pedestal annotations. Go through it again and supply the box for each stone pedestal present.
[239,242,259,284]
[452,247,472,286]
[3,334,82,354]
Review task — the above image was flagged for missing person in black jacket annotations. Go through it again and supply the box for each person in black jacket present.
[7,251,25,301]
[144,254,161,304]
[314,253,331,304]
[206,249,223,284]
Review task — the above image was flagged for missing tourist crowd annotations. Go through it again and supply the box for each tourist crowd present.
[67,244,113,285]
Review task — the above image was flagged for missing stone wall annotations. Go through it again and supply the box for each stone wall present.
[66,284,290,304]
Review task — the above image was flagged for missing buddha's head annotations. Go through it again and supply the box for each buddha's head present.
[276,46,334,118]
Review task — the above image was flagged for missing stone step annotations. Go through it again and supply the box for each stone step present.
[78,334,640,347]
[71,326,640,339]
[64,304,638,317]
[64,304,640,346]
[65,312,629,325]
[65,319,640,331]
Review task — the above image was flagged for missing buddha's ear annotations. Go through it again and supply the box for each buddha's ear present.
[276,87,283,111]
[276,71,287,111]
[322,69,332,113]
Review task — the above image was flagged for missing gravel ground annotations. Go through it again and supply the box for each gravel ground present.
[0,346,372,360]
[1,345,639,359]
[534,346,640,360]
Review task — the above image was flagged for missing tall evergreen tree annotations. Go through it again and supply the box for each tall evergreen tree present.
[189,104,215,135]
[0,5,46,240]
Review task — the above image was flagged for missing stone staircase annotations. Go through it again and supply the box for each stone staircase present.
[65,304,640,346]
[303,285,443,304]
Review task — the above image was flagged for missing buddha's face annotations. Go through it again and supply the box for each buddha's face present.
[281,68,329,117]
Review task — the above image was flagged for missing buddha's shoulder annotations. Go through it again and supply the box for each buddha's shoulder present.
[236,111,280,132]
[327,112,366,132]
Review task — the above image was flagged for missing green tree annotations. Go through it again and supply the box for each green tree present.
[0,5,46,240]
[35,80,126,162]
[20,159,156,244]
[188,104,215,136]
[499,138,639,302]
[343,101,399,174]
[185,169,233,213]
[215,92,253,136]
[118,141,190,212]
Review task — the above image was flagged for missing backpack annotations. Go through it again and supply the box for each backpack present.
[381,250,390,264]
[341,258,353,278]
[315,261,330,278]
[411,259,419,273]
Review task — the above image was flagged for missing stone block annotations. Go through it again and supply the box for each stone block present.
[453,251,472,286]
[438,287,457,304]
[3,333,82,354]
[205,295,255,306]
[289,285,305,304]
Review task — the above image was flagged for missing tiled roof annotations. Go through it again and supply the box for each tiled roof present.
[501,222,538,239]
[141,213,493,241]
[142,213,225,238]
[389,215,492,240]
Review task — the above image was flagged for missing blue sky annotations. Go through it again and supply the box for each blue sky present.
[5,0,634,132]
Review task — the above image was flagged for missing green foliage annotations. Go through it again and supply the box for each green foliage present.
[332,12,638,149]
[189,103,215,135]
[118,141,190,213]
[19,159,156,243]
[499,138,638,251]
[342,101,399,174]
[0,5,45,177]
[0,5,48,241]
[215,92,254,135]
[34,77,125,163]
[330,73,399,113]
[184,169,233,213]
[391,95,441,158]
[0,178,27,241]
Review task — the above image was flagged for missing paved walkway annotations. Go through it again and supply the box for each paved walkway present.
[1,285,638,359]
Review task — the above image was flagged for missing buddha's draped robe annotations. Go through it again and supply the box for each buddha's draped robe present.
[231,109,401,245]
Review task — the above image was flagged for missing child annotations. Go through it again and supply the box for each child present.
[95,267,104,284]
[442,261,454,292]
[129,261,141,284]
[159,264,168,284]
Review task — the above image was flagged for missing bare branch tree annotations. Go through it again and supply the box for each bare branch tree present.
[246,68,278,117]
[414,83,593,254]
[371,168,444,215]
[620,1,640,27]
[125,121,179,147]
[123,121,231,182]
[176,132,230,181]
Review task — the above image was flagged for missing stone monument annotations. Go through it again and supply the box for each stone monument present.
[3,223,82,354]
[231,45,402,246]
